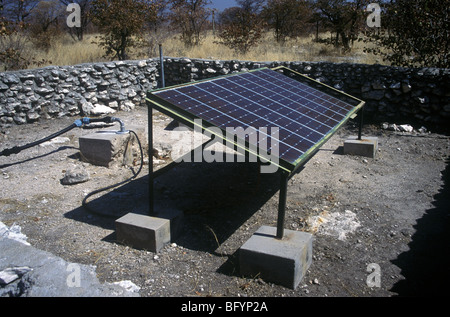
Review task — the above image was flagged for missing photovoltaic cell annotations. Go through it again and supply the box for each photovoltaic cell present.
[146,67,364,172]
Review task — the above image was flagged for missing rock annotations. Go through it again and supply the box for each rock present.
[363,90,385,101]
[3,74,20,84]
[153,142,172,159]
[13,114,28,125]
[108,101,119,109]
[120,100,135,111]
[111,280,141,293]
[390,82,401,89]
[61,165,90,185]
[35,87,54,95]
[0,231,140,297]
[203,68,217,75]
[418,126,428,133]
[0,267,32,285]
[388,123,399,131]
[81,101,94,114]
[402,82,412,93]
[417,97,429,104]
[372,81,386,90]
[398,124,414,133]
[91,104,116,115]
[39,136,70,147]
[0,222,30,245]
[137,60,147,67]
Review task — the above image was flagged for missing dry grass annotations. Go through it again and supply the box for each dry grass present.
[160,31,385,65]
[29,34,107,69]
[28,31,386,69]
[45,34,108,66]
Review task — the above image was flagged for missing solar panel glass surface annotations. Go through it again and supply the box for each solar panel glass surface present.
[147,67,364,172]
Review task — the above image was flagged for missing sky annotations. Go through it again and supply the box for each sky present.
[208,0,238,12]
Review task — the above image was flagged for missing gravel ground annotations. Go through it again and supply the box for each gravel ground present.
[1,105,449,298]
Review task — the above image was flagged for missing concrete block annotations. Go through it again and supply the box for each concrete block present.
[115,213,171,253]
[154,208,184,241]
[344,136,378,158]
[79,125,146,167]
[79,131,129,167]
[239,226,313,289]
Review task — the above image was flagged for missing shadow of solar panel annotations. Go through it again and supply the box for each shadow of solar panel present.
[146,66,365,173]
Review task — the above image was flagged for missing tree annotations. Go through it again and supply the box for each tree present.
[216,0,265,54]
[168,0,211,47]
[0,6,30,70]
[0,0,49,70]
[27,0,65,51]
[90,0,160,60]
[144,0,170,56]
[262,0,312,43]
[2,0,40,23]
[236,0,266,14]
[364,0,449,68]
[313,0,368,51]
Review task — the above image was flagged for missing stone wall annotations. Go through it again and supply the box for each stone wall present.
[0,60,159,127]
[1,58,449,130]
[163,59,450,128]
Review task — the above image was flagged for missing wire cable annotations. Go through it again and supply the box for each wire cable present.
[0,117,117,157]
[0,117,144,219]
[81,130,145,218]
[0,123,78,157]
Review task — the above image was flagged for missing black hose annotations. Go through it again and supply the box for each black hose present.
[0,116,120,157]
[0,117,144,218]
[0,123,78,157]
[81,130,145,218]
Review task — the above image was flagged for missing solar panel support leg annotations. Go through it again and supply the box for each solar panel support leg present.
[276,171,289,239]
[358,107,364,140]
[148,106,155,216]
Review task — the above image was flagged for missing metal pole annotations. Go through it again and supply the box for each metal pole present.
[276,171,289,239]
[151,44,163,215]
[358,106,364,140]
[148,104,154,216]
[159,44,165,88]
[212,10,216,37]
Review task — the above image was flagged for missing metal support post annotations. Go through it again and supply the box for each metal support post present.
[358,106,364,140]
[276,170,289,239]
[159,44,165,89]
[148,105,154,216]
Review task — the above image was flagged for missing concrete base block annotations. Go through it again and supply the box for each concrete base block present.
[344,136,378,158]
[154,208,184,241]
[239,226,313,290]
[115,213,171,253]
[79,125,146,167]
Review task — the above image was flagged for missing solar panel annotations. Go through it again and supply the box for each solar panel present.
[146,66,364,173]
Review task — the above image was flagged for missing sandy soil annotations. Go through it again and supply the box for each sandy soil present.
[1,105,449,297]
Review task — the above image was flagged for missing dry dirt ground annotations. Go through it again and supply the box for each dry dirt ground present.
[1,105,449,298]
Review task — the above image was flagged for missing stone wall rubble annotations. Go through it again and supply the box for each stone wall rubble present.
[1,58,448,130]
